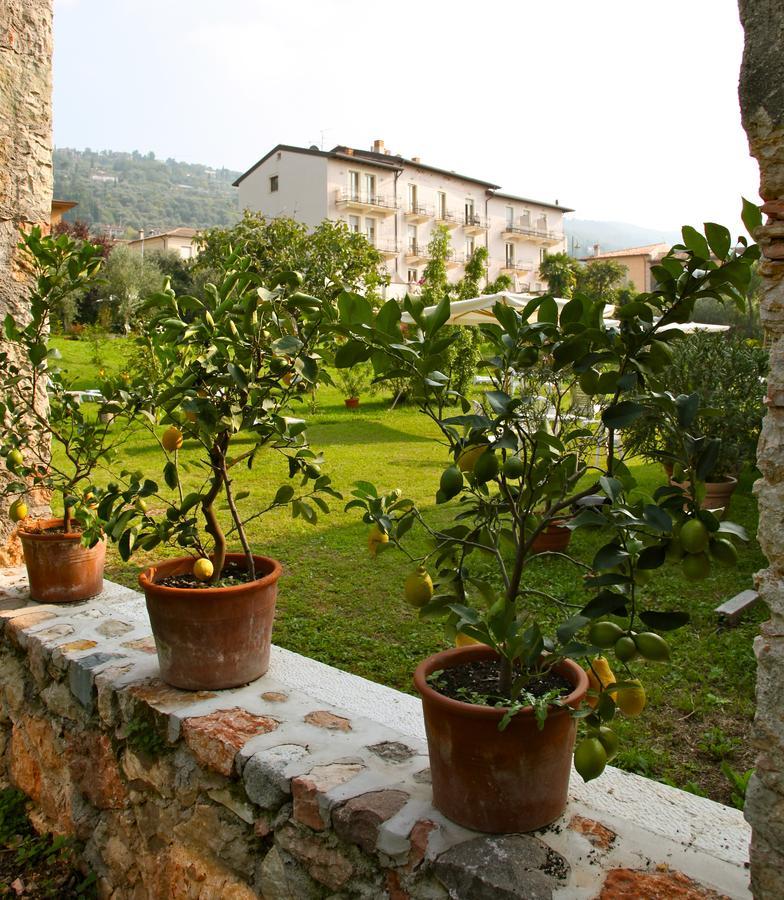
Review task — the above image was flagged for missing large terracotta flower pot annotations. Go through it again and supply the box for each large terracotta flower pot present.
[531,519,572,554]
[671,475,738,518]
[19,518,106,603]
[414,644,589,833]
[344,397,359,409]
[139,553,283,691]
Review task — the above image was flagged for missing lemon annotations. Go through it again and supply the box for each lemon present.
[596,726,619,761]
[404,566,433,608]
[9,499,28,522]
[585,656,617,708]
[457,444,487,473]
[614,635,638,662]
[455,633,482,647]
[588,621,624,649]
[162,426,183,452]
[367,524,389,557]
[616,679,646,716]
[710,537,739,566]
[473,451,499,483]
[574,737,607,782]
[193,558,214,582]
[634,632,670,661]
[135,498,148,513]
[440,466,464,498]
[680,519,710,554]
[682,552,710,581]
[502,457,525,479]
[6,449,24,470]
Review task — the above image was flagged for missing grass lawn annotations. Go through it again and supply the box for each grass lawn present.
[49,334,768,806]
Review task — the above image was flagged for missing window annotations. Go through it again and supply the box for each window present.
[365,217,376,244]
[349,171,360,200]
[505,206,514,227]
[465,198,475,224]
[540,247,548,264]
[269,175,279,193]
[437,191,446,219]
[348,215,360,233]
[364,173,376,201]
[408,184,418,212]
[536,214,548,233]
[465,237,475,259]
[407,224,417,252]
[505,243,515,267]
[407,268,418,283]
[521,209,531,227]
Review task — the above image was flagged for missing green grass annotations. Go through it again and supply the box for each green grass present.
[49,335,767,805]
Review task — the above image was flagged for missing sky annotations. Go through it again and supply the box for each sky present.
[53,0,761,233]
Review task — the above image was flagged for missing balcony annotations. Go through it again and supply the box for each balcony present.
[463,214,489,235]
[501,223,564,246]
[405,244,460,265]
[434,210,462,229]
[403,203,433,224]
[372,240,399,258]
[335,189,398,216]
[500,258,537,276]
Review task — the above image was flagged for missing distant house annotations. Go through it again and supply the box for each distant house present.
[581,243,670,293]
[50,199,77,227]
[125,227,199,260]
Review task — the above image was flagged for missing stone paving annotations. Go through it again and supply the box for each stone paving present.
[0,567,752,898]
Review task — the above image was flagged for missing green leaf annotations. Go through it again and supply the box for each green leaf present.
[338,291,374,326]
[537,297,558,325]
[638,610,690,631]
[163,461,178,490]
[602,401,644,429]
[741,197,763,236]
[334,341,372,368]
[704,223,731,260]
[637,544,666,570]
[681,225,711,259]
[426,293,452,336]
[675,392,700,428]
[593,542,629,570]
[376,298,402,334]
[272,335,304,356]
[581,591,628,619]
[274,484,295,504]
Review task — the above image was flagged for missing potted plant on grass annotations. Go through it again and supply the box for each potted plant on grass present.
[0,228,128,602]
[335,214,759,833]
[334,361,374,409]
[99,258,341,690]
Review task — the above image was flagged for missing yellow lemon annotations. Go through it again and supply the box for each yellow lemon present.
[193,558,214,582]
[455,633,482,647]
[616,679,646,717]
[9,499,28,523]
[457,444,487,473]
[162,426,183,452]
[585,656,617,708]
[367,524,389,558]
[404,566,433,608]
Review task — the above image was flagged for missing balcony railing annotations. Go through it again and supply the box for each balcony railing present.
[372,240,398,255]
[434,210,462,228]
[501,258,537,273]
[335,190,398,211]
[406,244,459,262]
[463,214,489,231]
[501,223,564,243]
[403,203,433,221]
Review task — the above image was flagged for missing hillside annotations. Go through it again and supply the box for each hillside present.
[564,219,681,257]
[53,148,241,236]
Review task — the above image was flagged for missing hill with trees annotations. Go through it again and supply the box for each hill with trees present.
[53,148,241,236]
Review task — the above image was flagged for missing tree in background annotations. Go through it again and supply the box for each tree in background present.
[50,220,114,329]
[195,212,387,304]
[539,251,578,298]
[575,258,628,306]
[102,245,164,331]
[419,224,452,305]
[145,249,195,296]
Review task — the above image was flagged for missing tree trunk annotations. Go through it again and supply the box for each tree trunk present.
[738,2,784,896]
[0,0,54,563]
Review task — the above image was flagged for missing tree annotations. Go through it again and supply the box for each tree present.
[50,219,114,328]
[419,224,452,306]
[575,259,628,305]
[101,245,164,331]
[145,249,195,296]
[539,252,579,298]
[195,212,388,305]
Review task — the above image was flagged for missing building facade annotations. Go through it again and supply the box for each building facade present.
[580,243,671,293]
[234,140,572,295]
[125,227,199,260]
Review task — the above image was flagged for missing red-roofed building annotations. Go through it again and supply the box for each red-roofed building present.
[581,243,671,292]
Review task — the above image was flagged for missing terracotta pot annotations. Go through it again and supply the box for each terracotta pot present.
[531,519,572,554]
[344,397,359,409]
[19,518,106,603]
[139,553,282,691]
[662,462,674,478]
[671,475,738,517]
[414,644,589,833]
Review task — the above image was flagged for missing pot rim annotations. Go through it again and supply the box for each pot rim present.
[671,474,738,488]
[414,644,588,721]
[17,517,104,543]
[139,552,283,595]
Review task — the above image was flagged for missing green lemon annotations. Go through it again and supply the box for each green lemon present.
[680,519,710,554]
[596,726,619,761]
[710,537,739,566]
[473,451,499,483]
[457,444,487,473]
[579,369,601,395]
[588,621,625,649]
[9,498,28,522]
[614,635,638,662]
[634,632,670,662]
[502,456,525,479]
[440,466,464,498]
[574,737,607,782]
[682,552,711,581]
[7,449,24,470]
[405,566,434,608]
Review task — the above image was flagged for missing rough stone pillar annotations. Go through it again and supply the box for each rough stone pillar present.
[738,2,784,897]
[0,0,54,561]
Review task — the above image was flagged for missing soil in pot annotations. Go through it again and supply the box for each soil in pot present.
[431,657,573,705]
[139,553,282,691]
[415,644,588,833]
[531,519,572,554]
[18,518,105,603]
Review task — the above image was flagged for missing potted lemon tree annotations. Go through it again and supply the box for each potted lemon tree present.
[336,213,759,833]
[99,256,340,690]
[0,228,128,602]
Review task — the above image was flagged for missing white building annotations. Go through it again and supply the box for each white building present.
[233,140,572,295]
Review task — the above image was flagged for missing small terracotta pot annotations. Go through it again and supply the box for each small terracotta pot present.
[671,476,738,517]
[344,397,359,409]
[19,518,106,603]
[531,519,572,554]
[414,644,589,833]
[139,553,283,691]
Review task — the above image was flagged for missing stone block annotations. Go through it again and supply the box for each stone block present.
[122,748,175,799]
[276,823,355,891]
[568,814,617,849]
[257,846,323,900]
[5,610,56,646]
[173,802,256,879]
[243,743,309,809]
[68,651,124,709]
[333,789,410,854]
[291,762,364,830]
[304,709,352,731]
[598,868,729,898]
[153,842,258,899]
[405,819,437,872]
[432,834,569,900]
[68,731,127,810]
[95,619,133,638]
[182,707,279,777]
[368,741,416,763]
[261,691,288,703]
[207,787,256,825]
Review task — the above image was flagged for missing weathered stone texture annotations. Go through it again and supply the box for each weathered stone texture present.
[0,0,54,548]
[740,3,784,896]
[598,867,729,899]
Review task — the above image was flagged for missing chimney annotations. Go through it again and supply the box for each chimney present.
[138,229,144,241]
[593,243,601,257]
[373,139,385,154]
[412,156,421,164]
[345,147,354,156]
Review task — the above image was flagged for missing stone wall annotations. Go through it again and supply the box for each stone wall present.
[738,2,784,897]
[0,568,754,899]
[0,0,54,559]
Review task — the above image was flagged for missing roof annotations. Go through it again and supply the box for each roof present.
[581,243,670,261]
[490,191,573,213]
[126,227,198,245]
[51,199,78,211]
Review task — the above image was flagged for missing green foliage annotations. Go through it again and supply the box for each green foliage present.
[721,762,753,810]
[334,361,375,399]
[101,245,166,330]
[196,212,388,306]
[124,715,168,756]
[420,225,452,306]
[575,258,629,305]
[539,252,579,298]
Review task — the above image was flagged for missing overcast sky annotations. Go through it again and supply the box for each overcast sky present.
[53,0,760,233]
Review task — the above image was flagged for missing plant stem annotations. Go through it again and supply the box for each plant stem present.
[203,442,227,582]
[221,457,255,580]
